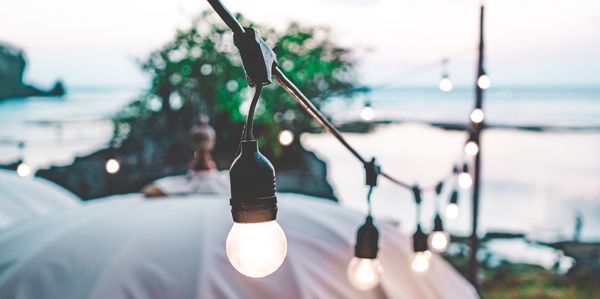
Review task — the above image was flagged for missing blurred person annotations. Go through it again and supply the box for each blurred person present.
[143,114,229,197]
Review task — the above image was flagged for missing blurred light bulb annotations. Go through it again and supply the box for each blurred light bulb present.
[347,257,383,291]
[411,251,430,273]
[445,203,459,220]
[439,77,453,92]
[105,158,120,174]
[464,141,479,156]
[360,106,374,121]
[16,162,31,177]
[428,231,450,253]
[477,74,491,90]
[470,108,484,123]
[278,130,294,146]
[226,221,287,278]
[458,172,473,189]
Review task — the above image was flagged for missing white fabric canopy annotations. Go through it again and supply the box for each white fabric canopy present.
[151,169,230,195]
[0,191,477,299]
[0,170,80,230]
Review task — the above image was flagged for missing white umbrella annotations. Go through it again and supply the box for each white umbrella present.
[0,193,477,299]
[0,169,79,230]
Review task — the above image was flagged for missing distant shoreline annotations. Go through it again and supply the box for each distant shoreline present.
[337,119,600,134]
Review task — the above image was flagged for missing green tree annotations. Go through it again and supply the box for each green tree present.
[114,10,358,163]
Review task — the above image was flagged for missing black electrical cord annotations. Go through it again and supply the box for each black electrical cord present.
[206,0,470,197]
[242,85,263,141]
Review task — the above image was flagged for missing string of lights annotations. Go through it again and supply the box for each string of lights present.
[205,0,489,289]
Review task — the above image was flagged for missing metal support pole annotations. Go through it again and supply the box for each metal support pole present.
[468,3,485,291]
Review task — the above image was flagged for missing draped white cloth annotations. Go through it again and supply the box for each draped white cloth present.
[0,170,79,230]
[0,189,478,299]
[151,169,230,196]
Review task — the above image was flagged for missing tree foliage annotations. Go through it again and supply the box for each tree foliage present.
[114,10,358,163]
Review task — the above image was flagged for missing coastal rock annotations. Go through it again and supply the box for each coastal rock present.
[0,42,65,99]
[36,112,336,201]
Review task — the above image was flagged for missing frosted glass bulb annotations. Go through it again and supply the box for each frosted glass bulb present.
[428,231,450,253]
[360,106,374,121]
[347,257,383,291]
[226,221,287,278]
[464,141,479,156]
[16,163,31,177]
[105,158,120,174]
[411,252,430,273]
[439,77,453,92]
[458,172,473,189]
[278,130,294,146]
[477,74,491,90]
[445,203,459,220]
[470,108,484,123]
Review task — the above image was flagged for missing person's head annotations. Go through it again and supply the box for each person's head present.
[189,114,216,171]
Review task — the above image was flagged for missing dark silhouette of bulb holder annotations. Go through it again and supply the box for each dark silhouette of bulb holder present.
[354,215,379,259]
[229,140,277,223]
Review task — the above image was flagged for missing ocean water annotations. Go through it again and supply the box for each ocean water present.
[0,85,598,268]
[0,87,140,169]
[325,86,600,128]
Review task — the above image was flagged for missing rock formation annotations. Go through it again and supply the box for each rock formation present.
[0,42,65,99]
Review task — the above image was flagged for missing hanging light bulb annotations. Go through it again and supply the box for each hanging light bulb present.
[445,189,459,220]
[428,214,450,253]
[226,220,287,278]
[227,140,287,278]
[464,140,479,156]
[360,100,374,121]
[105,158,121,174]
[347,216,383,290]
[477,74,491,90]
[16,161,31,177]
[411,225,430,273]
[278,129,294,146]
[439,74,453,92]
[458,163,472,189]
[15,142,30,177]
[470,108,485,123]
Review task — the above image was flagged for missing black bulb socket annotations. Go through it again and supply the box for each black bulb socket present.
[229,140,277,223]
[449,189,459,204]
[354,215,379,259]
[413,224,428,252]
[433,213,444,232]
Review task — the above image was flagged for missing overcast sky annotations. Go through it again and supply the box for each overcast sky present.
[1,0,599,88]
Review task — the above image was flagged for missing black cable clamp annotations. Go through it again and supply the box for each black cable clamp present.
[434,181,444,195]
[364,158,380,187]
[233,27,277,87]
[411,185,422,205]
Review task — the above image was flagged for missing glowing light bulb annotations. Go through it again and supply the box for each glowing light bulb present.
[16,162,31,177]
[477,74,491,90]
[411,251,430,273]
[428,231,450,253]
[458,172,473,189]
[439,77,453,92]
[445,203,459,220]
[360,106,375,121]
[278,130,294,146]
[464,141,479,156]
[226,221,287,278]
[470,108,484,123]
[347,257,383,290]
[105,158,120,174]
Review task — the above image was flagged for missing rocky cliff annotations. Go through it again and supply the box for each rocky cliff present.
[0,42,65,99]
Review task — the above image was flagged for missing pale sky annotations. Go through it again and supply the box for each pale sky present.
[1,0,599,88]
